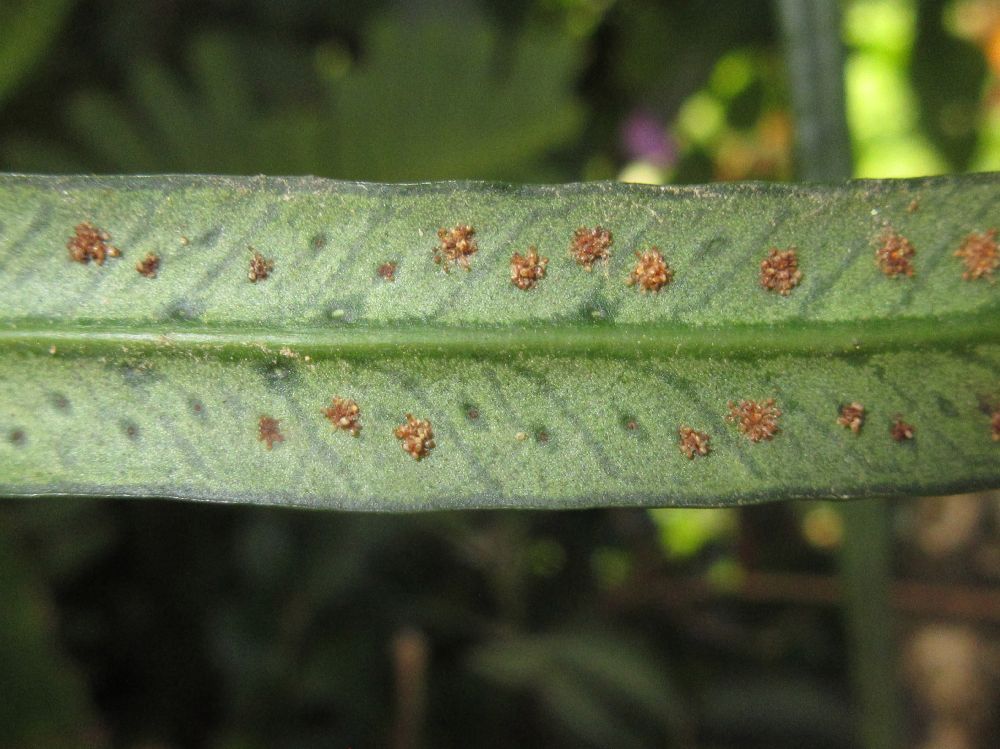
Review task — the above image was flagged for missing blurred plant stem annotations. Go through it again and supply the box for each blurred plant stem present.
[776,1,901,748]
[775,0,853,181]
[837,501,903,749]
[391,628,429,749]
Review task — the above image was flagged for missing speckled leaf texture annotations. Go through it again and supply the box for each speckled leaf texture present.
[0,174,998,510]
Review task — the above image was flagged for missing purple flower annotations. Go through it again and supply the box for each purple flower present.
[620,111,676,168]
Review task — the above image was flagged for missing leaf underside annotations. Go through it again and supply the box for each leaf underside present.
[0,174,997,510]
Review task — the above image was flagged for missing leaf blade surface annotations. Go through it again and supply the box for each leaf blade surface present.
[1,174,997,509]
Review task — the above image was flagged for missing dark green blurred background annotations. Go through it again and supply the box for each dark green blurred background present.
[1,0,999,747]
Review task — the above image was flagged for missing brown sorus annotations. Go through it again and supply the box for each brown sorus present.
[570,226,612,270]
[248,249,274,282]
[434,225,477,271]
[760,247,802,295]
[323,396,362,436]
[727,399,781,442]
[68,222,121,265]
[890,416,915,442]
[377,261,398,282]
[954,229,999,282]
[628,247,673,293]
[678,426,711,459]
[875,229,915,278]
[991,410,999,442]
[510,246,548,290]
[837,402,866,435]
[135,253,160,278]
[395,414,435,460]
[258,415,284,450]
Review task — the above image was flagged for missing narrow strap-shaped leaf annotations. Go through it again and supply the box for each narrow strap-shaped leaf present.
[0,174,997,509]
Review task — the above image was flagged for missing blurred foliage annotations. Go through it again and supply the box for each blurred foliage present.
[0,0,79,109]
[3,21,585,180]
[0,520,103,747]
[1,0,999,747]
[468,630,688,747]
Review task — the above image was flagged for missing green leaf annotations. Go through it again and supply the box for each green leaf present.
[0,173,998,510]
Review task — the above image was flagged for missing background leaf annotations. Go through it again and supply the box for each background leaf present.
[6,17,585,181]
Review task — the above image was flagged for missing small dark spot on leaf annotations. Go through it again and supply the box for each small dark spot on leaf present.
[122,421,140,440]
[311,232,327,252]
[258,362,297,390]
[466,407,480,420]
[197,227,222,247]
[535,429,550,444]
[50,393,71,412]
[9,429,25,446]
[190,399,205,416]
[119,363,159,386]
[166,300,203,321]
[935,396,958,418]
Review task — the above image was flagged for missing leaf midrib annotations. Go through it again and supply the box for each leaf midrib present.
[2,312,998,360]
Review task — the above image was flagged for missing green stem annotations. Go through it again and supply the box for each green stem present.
[838,501,902,749]
[2,314,998,360]
[776,2,902,747]
[775,0,853,181]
